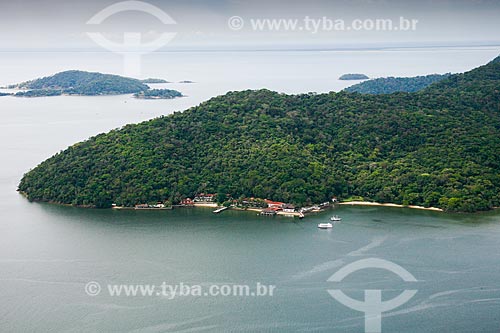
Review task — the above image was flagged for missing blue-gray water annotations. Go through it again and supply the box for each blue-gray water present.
[1,47,500,332]
[2,203,500,332]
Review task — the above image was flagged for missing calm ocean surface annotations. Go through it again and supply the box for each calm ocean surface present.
[1,47,500,332]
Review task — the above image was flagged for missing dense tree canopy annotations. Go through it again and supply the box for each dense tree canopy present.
[344,74,451,94]
[18,56,500,212]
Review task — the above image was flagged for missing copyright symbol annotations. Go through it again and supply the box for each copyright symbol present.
[85,281,101,296]
[228,16,244,30]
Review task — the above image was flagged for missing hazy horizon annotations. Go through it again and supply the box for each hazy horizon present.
[1,0,500,51]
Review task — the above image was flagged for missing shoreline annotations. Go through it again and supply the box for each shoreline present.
[19,191,457,213]
[230,206,304,217]
[338,201,443,212]
[112,202,219,210]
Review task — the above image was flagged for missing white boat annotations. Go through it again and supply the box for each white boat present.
[318,223,333,229]
[330,215,342,222]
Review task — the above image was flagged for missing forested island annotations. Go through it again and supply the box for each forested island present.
[0,92,11,97]
[140,78,170,84]
[134,89,183,99]
[6,71,183,98]
[339,74,369,80]
[344,73,451,94]
[18,56,500,212]
[9,70,149,96]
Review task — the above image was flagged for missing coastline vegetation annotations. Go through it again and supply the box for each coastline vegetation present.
[15,89,62,97]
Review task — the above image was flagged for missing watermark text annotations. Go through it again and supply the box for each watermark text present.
[228,16,418,33]
[85,281,275,299]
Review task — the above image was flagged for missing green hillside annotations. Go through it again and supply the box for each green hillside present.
[344,74,450,94]
[18,57,500,212]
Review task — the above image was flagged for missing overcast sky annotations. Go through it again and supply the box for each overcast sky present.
[1,0,500,50]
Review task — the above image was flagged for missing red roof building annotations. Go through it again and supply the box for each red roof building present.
[180,198,194,205]
[265,199,285,209]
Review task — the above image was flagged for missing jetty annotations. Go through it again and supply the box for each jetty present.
[213,206,229,214]
[260,208,277,216]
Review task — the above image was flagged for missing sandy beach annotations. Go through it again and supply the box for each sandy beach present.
[338,201,443,212]
[193,202,218,208]
[230,207,262,213]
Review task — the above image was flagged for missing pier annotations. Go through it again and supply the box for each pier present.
[213,206,229,214]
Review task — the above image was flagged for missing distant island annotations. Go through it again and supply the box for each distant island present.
[339,74,369,80]
[140,78,170,84]
[5,71,183,99]
[344,73,451,94]
[18,55,500,212]
[134,89,183,99]
[179,80,195,83]
[0,92,11,97]
[8,70,149,96]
